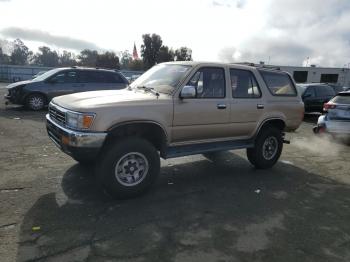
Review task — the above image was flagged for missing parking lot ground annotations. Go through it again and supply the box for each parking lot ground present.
[1,83,350,262]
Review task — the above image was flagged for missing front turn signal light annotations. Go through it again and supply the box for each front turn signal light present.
[82,115,94,129]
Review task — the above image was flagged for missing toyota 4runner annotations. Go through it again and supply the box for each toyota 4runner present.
[46,62,304,198]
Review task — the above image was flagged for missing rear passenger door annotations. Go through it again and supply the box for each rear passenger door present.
[229,69,265,138]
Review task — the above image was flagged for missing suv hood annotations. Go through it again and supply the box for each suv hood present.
[6,80,32,89]
[52,89,167,111]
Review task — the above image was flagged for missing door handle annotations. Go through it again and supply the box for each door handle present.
[257,104,264,109]
[217,104,227,109]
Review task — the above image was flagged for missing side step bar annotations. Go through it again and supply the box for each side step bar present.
[165,139,254,159]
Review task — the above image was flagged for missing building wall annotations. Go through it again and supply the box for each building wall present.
[0,64,144,83]
[279,66,350,87]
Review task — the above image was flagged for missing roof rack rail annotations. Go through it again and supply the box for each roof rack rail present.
[234,62,281,71]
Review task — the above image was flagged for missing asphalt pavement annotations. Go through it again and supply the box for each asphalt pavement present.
[1,83,350,262]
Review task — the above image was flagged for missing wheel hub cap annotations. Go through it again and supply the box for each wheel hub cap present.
[115,152,149,186]
[262,136,278,160]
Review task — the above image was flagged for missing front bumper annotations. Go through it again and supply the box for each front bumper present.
[46,114,107,160]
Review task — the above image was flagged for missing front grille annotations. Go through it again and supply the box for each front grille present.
[49,104,66,125]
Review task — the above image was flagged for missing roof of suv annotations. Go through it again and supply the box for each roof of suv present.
[162,61,284,72]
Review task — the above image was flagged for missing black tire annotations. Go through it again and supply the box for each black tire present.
[246,127,283,169]
[25,93,46,111]
[96,137,160,199]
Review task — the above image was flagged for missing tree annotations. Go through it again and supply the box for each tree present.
[128,59,144,71]
[157,46,174,63]
[59,50,77,66]
[78,49,98,67]
[0,47,10,64]
[120,50,132,69]
[141,33,163,69]
[175,47,192,61]
[10,39,32,65]
[96,51,120,69]
[33,46,59,67]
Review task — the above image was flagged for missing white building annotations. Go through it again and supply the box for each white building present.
[240,63,350,87]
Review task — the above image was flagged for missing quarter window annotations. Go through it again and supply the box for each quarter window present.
[230,69,261,98]
[186,67,225,98]
[260,70,297,96]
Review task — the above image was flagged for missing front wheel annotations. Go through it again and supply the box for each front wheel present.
[96,137,160,199]
[26,94,46,111]
[247,127,283,169]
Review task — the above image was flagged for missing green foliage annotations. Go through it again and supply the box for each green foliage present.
[0,47,11,64]
[10,39,32,65]
[157,46,174,63]
[33,46,59,67]
[141,34,163,69]
[175,47,192,61]
[128,59,144,71]
[120,50,133,69]
[78,49,98,67]
[96,51,120,69]
[59,50,77,66]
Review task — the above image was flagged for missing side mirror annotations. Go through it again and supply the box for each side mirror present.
[180,85,196,99]
[303,93,311,98]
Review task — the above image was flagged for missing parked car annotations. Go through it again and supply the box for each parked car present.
[5,67,129,110]
[46,62,304,198]
[313,91,350,139]
[297,83,336,113]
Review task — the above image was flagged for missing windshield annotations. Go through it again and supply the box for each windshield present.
[32,68,62,81]
[130,64,192,94]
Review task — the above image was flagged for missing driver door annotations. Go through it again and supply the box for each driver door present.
[172,67,231,143]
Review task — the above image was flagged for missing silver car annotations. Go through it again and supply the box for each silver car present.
[314,91,350,137]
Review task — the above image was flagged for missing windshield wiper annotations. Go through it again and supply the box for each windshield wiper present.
[137,86,160,98]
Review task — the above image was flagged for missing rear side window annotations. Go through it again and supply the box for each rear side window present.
[230,69,261,98]
[330,95,350,104]
[101,72,126,83]
[303,86,316,97]
[315,86,335,96]
[259,70,297,96]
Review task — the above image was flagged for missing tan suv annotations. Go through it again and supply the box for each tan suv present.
[46,62,304,198]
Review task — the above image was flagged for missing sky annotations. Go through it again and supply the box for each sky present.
[0,0,350,67]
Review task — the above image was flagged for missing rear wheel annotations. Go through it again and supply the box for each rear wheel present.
[96,137,160,199]
[247,127,283,169]
[26,93,45,111]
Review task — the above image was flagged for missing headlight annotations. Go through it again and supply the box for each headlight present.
[66,111,95,130]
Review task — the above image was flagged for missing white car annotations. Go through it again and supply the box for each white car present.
[314,91,350,139]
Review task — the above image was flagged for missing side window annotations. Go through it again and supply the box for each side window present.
[65,71,77,83]
[50,72,66,83]
[303,86,316,97]
[102,72,125,83]
[315,86,335,97]
[259,70,297,96]
[186,67,225,98]
[304,87,315,97]
[230,69,261,98]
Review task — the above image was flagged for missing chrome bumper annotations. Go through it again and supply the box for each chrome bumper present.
[46,114,107,149]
